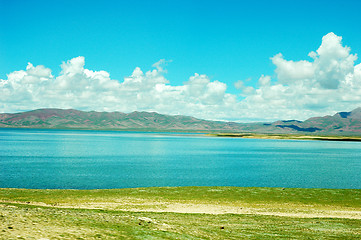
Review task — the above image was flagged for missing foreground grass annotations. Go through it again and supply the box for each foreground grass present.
[1,187,360,239]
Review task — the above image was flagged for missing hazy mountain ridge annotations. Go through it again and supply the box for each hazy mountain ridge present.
[268,107,361,135]
[1,108,361,135]
[0,108,242,132]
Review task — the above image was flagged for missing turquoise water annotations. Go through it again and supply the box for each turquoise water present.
[0,129,360,189]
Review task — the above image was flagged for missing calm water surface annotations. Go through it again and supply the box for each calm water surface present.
[0,129,360,189]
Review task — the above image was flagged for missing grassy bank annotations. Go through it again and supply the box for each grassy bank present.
[209,133,361,141]
[1,187,360,239]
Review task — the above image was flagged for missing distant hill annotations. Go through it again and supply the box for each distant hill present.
[1,108,361,135]
[0,108,243,132]
[264,107,361,135]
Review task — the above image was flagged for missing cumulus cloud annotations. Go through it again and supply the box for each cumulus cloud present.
[239,32,360,120]
[1,32,361,121]
[271,53,315,84]
[271,32,357,89]
[0,56,235,120]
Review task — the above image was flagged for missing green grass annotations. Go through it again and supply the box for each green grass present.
[1,187,360,209]
[1,187,360,239]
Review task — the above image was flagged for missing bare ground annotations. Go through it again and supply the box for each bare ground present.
[1,198,360,219]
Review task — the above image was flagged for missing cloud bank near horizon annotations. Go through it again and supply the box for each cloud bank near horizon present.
[1,32,361,121]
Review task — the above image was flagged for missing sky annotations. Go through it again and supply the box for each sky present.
[1,0,361,122]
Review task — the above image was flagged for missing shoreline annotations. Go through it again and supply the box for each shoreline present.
[2,127,361,141]
[208,133,361,141]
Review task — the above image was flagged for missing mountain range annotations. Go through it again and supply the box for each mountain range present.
[1,108,361,135]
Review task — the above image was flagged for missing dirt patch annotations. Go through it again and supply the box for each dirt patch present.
[2,200,360,219]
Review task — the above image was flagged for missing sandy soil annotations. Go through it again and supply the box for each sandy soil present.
[2,199,360,219]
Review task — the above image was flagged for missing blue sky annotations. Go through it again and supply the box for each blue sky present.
[1,0,361,121]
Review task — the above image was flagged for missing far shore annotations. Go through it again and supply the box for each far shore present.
[2,127,361,142]
[208,132,361,142]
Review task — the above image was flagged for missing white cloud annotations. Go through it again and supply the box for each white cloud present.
[237,32,361,121]
[0,56,234,120]
[258,75,271,86]
[271,32,357,90]
[1,33,361,122]
[271,53,314,84]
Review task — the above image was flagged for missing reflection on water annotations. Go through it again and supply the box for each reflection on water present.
[0,128,360,189]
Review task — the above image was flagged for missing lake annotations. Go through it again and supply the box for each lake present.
[0,128,360,189]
